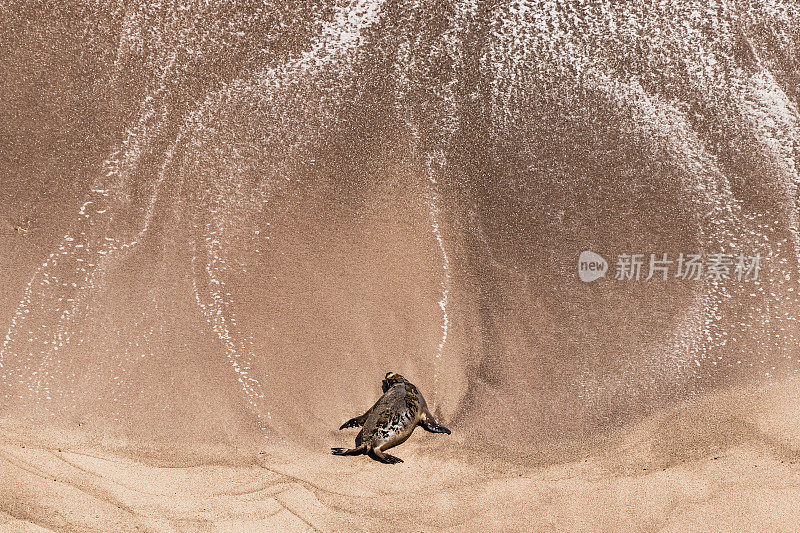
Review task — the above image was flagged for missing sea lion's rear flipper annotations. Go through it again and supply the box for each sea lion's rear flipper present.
[339,407,373,430]
[419,410,451,434]
[331,443,367,456]
[371,448,403,464]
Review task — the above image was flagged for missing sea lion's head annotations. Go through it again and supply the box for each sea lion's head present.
[382,371,407,392]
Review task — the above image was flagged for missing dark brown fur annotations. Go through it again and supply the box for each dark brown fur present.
[332,372,451,464]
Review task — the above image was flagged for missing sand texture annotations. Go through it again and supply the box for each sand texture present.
[3,1,800,531]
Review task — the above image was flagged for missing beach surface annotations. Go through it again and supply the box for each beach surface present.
[3,2,800,531]
[2,377,800,532]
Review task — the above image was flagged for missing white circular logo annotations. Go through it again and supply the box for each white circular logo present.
[578,251,607,283]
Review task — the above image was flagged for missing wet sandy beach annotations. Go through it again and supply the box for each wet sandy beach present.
[3,1,800,531]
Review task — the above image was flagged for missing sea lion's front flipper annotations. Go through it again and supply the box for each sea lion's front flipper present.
[419,410,451,434]
[339,407,373,430]
[420,420,451,434]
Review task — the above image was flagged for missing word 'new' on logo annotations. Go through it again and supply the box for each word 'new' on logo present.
[578,250,608,283]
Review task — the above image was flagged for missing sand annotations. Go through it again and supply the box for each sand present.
[2,377,800,532]
[4,2,800,531]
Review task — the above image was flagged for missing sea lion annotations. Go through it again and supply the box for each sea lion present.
[331,372,451,464]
